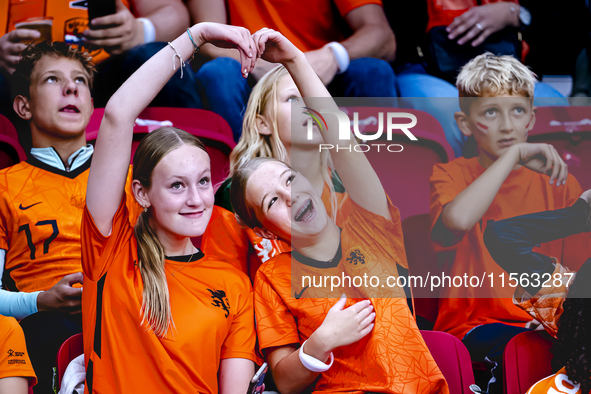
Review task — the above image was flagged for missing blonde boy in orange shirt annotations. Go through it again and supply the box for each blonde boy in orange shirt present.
[429,53,591,393]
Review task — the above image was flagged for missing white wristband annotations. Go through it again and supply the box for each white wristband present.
[326,42,350,74]
[298,340,334,372]
[137,18,156,44]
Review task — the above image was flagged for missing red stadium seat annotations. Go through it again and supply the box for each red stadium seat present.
[502,330,555,394]
[86,108,236,187]
[341,107,453,220]
[529,106,591,189]
[56,333,84,392]
[0,114,27,169]
[421,330,475,394]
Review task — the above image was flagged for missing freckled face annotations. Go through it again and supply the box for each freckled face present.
[145,145,214,240]
[245,161,328,243]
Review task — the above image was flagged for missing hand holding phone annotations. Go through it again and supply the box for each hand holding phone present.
[84,0,144,55]
[247,363,267,394]
[88,0,117,23]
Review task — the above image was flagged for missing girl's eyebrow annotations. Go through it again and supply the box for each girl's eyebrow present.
[261,169,291,211]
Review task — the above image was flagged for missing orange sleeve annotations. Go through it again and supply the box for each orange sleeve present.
[0,2,7,36]
[345,195,408,269]
[201,206,250,274]
[429,163,464,231]
[0,316,36,386]
[81,191,134,281]
[220,277,258,362]
[334,0,383,17]
[254,266,300,353]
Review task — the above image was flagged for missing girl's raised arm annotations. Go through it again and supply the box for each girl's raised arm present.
[86,23,257,236]
[253,29,391,220]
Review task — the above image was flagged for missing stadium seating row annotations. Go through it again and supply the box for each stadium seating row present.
[55,329,554,394]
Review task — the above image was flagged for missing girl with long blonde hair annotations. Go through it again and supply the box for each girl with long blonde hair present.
[202,53,342,279]
[83,23,260,393]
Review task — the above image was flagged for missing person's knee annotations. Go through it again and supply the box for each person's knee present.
[344,58,397,96]
[196,57,242,84]
[348,58,395,84]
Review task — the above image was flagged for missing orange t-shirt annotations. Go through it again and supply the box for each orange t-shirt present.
[0,0,132,64]
[526,367,582,394]
[255,197,446,393]
[0,159,91,292]
[429,157,589,340]
[0,315,36,386]
[81,191,257,394]
[201,181,375,282]
[227,0,382,52]
[426,0,518,32]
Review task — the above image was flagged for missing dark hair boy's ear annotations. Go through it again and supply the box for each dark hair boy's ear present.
[13,95,32,121]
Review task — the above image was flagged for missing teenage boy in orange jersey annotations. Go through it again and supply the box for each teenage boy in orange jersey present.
[429,52,591,394]
[0,41,94,393]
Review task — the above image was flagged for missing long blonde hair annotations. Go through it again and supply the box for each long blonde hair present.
[132,127,207,337]
[230,65,338,221]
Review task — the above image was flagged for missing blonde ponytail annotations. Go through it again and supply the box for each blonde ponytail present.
[132,126,207,337]
[134,211,173,337]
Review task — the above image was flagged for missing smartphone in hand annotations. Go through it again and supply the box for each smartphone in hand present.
[247,363,267,394]
[88,0,117,24]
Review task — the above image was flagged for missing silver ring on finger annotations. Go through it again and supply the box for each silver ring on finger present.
[475,23,484,31]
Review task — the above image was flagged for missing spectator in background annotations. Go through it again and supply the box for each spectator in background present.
[0,0,198,124]
[1,41,120,394]
[392,0,570,158]
[186,0,397,141]
[428,53,590,394]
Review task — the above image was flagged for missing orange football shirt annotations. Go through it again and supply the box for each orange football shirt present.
[429,157,590,340]
[0,315,36,386]
[0,158,91,292]
[526,367,582,394]
[255,197,446,393]
[0,0,132,64]
[227,0,382,52]
[81,191,257,394]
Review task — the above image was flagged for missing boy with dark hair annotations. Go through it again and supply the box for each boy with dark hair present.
[1,40,94,393]
[429,52,591,393]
